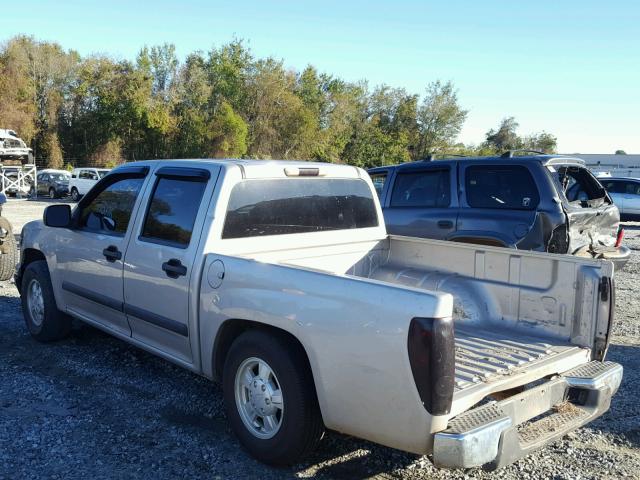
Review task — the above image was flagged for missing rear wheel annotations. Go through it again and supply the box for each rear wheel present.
[49,187,57,199]
[70,187,80,202]
[0,217,17,281]
[223,330,324,465]
[20,260,71,342]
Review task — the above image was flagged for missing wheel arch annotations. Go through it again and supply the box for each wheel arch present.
[16,248,47,293]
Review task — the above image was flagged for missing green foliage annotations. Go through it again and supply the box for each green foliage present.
[615,150,627,155]
[0,35,559,169]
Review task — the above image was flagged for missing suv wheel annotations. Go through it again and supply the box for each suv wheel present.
[70,188,80,202]
[49,188,57,199]
[20,260,71,342]
[223,330,324,465]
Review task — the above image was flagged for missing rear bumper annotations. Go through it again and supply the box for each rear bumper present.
[433,361,623,470]
[601,245,631,271]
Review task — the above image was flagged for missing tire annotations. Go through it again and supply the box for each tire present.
[0,217,18,281]
[49,188,57,199]
[20,260,71,342]
[223,330,324,465]
[29,186,36,198]
[70,188,80,202]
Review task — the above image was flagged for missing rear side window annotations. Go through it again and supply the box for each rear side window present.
[140,178,207,247]
[465,165,539,210]
[369,172,388,198]
[222,179,378,239]
[554,166,607,207]
[79,177,145,235]
[390,170,450,208]
[602,180,640,195]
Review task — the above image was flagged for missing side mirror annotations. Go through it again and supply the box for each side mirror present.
[43,204,72,228]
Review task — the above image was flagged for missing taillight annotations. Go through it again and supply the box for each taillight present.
[407,317,456,415]
[615,228,624,248]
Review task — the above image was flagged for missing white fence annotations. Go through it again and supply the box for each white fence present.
[0,164,37,197]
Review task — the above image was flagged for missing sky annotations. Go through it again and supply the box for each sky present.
[4,1,639,153]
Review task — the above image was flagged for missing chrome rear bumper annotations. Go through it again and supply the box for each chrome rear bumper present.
[433,361,623,470]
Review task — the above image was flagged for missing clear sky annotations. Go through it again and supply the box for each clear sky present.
[4,1,639,153]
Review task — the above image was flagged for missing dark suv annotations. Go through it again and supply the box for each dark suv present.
[368,155,630,269]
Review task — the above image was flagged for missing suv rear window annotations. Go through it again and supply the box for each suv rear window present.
[222,179,378,239]
[390,170,450,208]
[553,166,607,207]
[465,165,539,210]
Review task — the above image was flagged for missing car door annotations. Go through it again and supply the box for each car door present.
[54,166,150,335]
[38,173,49,195]
[601,180,626,213]
[123,165,220,364]
[458,164,540,247]
[382,166,458,240]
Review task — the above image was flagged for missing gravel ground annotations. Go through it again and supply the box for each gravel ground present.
[1,198,639,480]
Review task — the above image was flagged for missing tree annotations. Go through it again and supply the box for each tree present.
[523,131,557,153]
[42,132,64,168]
[615,150,627,155]
[209,101,248,157]
[484,117,523,152]
[414,81,468,159]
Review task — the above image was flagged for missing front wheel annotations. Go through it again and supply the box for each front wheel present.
[223,330,324,465]
[20,260,71,342]
[70,188,80,202]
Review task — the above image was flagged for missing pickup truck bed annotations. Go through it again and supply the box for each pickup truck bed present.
[224,233,612,419]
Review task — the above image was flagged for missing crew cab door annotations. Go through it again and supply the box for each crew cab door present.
[123,166,220,364]
[382,166,457,240]
[56,167,150,335]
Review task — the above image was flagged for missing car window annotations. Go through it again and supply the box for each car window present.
[601,181,624,193]
[466,165,539,210]
[369,172,388,199]
[79,177,145,235]
[140,177,207,247]
[222,178,378,239]
[98,170,109,179]
[554,166,606,207]
[622,182,640,195]
[390,170,450,208]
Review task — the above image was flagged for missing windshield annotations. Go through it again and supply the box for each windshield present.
[222,178,378,239]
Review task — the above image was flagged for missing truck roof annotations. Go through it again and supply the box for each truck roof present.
[112,159,363,179]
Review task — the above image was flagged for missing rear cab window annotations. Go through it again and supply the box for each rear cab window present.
[222,178,378,239]
[369,171,388,199]
[465,165,539,210]
[390,169,450,208]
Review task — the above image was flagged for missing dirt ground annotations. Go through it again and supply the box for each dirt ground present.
[0,198,638,480]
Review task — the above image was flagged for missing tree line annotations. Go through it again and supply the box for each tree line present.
[0,36,557,169]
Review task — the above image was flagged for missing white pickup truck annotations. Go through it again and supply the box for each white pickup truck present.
[16,159,622,469]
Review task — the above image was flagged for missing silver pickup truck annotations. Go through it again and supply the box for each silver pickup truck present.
[16,159,622,470]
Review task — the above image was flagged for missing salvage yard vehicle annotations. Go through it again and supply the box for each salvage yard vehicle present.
[599,177,640,222]
[16,159,622,469]
[69,167,110,201]
[0,192,18,281]
[31,169,71,199]
[0,129,33,164]
[368,154,630,270]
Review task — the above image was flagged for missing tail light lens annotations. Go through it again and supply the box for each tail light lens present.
[407,317,456,415]
[615,228,624,248]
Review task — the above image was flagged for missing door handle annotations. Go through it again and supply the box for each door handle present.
[437,220,454,229]
[162,259,187,278]
[102,245,122,262]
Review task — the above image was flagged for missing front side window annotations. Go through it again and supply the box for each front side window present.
[79,177,145,235]
[140,177,207,247]
[390,170,450,208]
[369,173,388,198]
[222,178,378,239]
[466,165,539,210]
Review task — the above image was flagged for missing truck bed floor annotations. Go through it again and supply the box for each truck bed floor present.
[453,325,588,396]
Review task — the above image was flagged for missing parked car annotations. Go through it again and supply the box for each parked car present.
[32,169,71,199]
[16,159,622,470]
[599,177,640,221]
[368,154,630,269]
[69,167,110,201]
[0,192,18,281]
